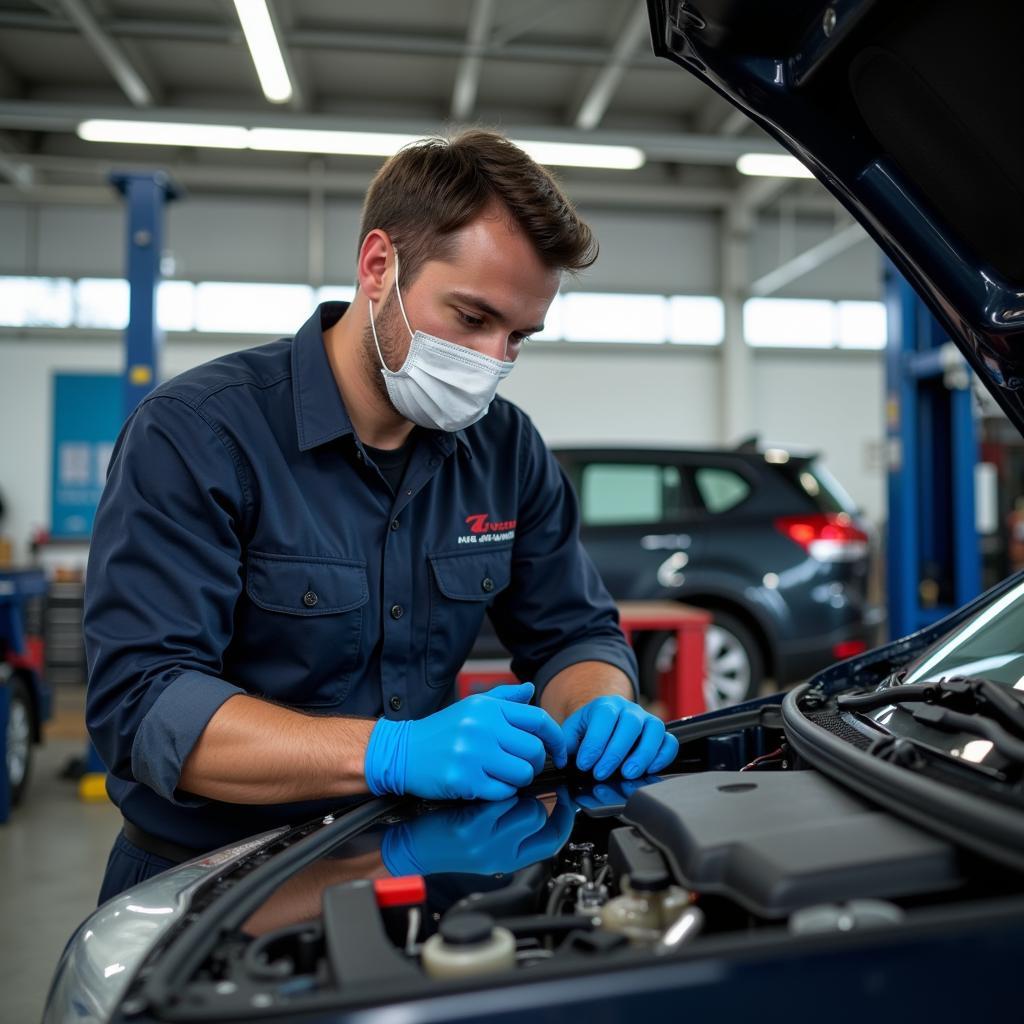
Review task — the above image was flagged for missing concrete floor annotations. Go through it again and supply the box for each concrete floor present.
[0,691,120,1024]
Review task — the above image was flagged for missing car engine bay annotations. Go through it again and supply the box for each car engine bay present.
[115,689,1024,1022]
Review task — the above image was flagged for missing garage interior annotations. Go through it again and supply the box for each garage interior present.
[0,2,1013,1020]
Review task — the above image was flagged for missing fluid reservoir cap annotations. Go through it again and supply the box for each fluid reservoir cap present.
[609,827,670,892]
[439,912,495,946]
[626,868,670,892]
[374,875,426,908]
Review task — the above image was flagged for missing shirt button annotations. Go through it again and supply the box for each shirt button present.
[390,518,400,531]
[390,604,404,620]
[356,450,365,461]
[389,695,403,712]
[481,577,495,593]
[303,590,318,607]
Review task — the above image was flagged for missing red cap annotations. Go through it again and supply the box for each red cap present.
[374,875,426,908]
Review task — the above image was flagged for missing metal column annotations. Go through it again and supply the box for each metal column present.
[79,170,180,803]
[885,260,981,640]
[112,171,180,413]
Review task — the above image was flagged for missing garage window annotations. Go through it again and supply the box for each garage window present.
[579,463,684,525]
[693,467,751,513]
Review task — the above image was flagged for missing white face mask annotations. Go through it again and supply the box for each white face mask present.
[368,252,515,432]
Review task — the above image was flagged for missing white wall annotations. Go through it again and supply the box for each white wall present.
[0,196,888,561]
[498,345,721,448]
[751,350,886,520]
[0,199,883,299]
[0,333,885,562]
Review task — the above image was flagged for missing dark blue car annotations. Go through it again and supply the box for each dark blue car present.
[45,0,1024,1019]
[554,443,879,708]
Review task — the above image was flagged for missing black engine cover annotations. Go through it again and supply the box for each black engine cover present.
[623,771,961,918]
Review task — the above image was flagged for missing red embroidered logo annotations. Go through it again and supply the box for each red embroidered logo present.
[459,514,517,545]
[465,513,518,535]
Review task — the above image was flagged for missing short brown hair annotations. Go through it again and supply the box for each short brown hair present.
[358,129,598,283]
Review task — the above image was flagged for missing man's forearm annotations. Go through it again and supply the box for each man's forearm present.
[178,694,376,804]
[539,661,633,723]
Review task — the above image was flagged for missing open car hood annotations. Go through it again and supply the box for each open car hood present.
[647,0,1024,429]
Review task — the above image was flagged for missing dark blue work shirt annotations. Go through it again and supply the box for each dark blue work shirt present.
[84,302,637,851]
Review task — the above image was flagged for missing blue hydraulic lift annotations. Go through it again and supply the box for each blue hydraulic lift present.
[885,259,981,641]
[79,171,180,802]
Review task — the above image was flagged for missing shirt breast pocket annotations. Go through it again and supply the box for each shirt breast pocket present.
[242,551,368,708]
[426,548,512,689]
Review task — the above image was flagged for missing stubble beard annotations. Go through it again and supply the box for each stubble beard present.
[361,286,405,413]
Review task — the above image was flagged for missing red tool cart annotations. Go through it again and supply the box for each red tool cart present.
[457,601,709,721]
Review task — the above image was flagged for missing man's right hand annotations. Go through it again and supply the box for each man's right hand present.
[364,682,567,801]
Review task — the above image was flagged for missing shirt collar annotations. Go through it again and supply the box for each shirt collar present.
[291,301,472,457]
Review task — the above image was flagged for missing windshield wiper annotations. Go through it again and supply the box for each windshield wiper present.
[837,675,1024,740]
[905,704,1024,764]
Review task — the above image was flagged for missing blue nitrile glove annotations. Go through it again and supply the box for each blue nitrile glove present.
[365,682,567,801]
[572,776,658,814]
[562,695,679,781]
[381,789,576,877]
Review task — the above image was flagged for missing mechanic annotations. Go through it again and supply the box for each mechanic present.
[85,130,678,904]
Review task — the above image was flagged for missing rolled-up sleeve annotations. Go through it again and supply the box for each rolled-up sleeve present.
[487,416,638,701]
[84,395,249,805]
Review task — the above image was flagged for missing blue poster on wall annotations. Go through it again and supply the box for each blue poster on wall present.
[51,374,123,538]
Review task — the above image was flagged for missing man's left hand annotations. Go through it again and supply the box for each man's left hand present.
[562,696,678,780]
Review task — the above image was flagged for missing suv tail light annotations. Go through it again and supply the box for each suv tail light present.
[774,513,869,562]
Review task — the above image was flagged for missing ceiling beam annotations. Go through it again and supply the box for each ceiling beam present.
[0,131,34,188]
[52,0,157,107]
[748,220,867,296]
[490,0,564,47]
[0,54,19,98]
[0,100,789,166]
[0,10,667,69]
[735,175,793,213]
[6,151,731,207]
[695,96,749,136]
[450,0,496,121]
[4,152,843,215]
[570,1,649,130]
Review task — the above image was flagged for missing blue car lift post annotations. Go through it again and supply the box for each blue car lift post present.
[79,171,180,803]
[885,259,981,640]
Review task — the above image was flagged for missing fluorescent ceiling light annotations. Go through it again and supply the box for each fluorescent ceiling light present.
[736,153,815,178]
[234,0,293,104]
[514,140,645,170]
[77,119,248,149]
[76,120,647,170]
[252,129,643,169]
[248,128,421,157]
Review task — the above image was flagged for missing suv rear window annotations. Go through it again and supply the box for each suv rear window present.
[693,466,751,513]
[782,461,858,515]
[579,463,684,526]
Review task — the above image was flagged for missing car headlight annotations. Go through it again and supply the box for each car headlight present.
[43,828,288,1024]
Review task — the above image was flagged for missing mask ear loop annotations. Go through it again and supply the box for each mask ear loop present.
[392,249,416,339]
[368,247,414,372]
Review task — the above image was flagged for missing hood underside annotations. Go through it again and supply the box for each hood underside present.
[648,0,1024,429]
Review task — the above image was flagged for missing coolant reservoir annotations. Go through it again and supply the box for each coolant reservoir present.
[421,912,516,979]
[599,876,691,945]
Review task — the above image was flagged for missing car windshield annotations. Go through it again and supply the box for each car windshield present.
[901,577,1024,690]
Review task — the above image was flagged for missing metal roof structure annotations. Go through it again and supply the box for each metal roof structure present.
[0,0,833,213]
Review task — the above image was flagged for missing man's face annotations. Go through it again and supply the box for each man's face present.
[364,206,562,393]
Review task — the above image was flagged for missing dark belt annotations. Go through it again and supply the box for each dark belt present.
[122,818,206,865]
